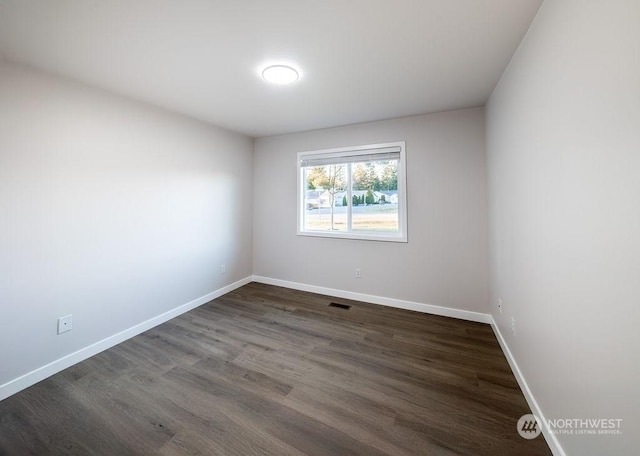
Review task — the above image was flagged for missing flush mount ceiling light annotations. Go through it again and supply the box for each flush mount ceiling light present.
[261,65,299,85]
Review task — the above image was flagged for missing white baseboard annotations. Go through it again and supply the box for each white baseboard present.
[0,276,252,402]
[251,275,492,324]
[490,318,566,456]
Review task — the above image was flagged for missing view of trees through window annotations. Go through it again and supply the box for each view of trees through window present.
[303,159,399,233]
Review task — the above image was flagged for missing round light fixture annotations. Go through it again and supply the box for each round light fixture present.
[262,65,299,85]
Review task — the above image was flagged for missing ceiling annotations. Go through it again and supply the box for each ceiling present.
[0,0,542,138]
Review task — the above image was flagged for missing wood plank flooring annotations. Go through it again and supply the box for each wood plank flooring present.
[0,283,552,455]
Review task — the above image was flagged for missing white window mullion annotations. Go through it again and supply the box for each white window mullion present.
[347,162,353,233]
[300,167,306,232]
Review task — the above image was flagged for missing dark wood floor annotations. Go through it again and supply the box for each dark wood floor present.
[0,283,551,455]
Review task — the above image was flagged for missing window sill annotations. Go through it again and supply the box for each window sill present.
[297,230,407,243]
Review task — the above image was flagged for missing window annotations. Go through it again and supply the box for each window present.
[297,141,407,242]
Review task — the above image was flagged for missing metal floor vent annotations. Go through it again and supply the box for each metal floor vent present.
[329,302,351,310]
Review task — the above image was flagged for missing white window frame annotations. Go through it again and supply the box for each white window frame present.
[297,141,407,242]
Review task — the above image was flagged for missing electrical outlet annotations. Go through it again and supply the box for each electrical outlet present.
[355,268,361,279]
[57,315,72,334]
[220,264,226,274]
[497,298,503,314]
[511,317,516,335]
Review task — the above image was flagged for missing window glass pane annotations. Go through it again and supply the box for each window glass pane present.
[351,160,399,232]
[303,164,348,232]
[297,141,406,242]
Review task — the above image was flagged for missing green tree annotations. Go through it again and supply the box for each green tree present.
[352,194,359,206]
[306,166,327,190]
[380,161,398,191]
[352,163,379,191]
[342,195,347,206]
[365,189,375,205]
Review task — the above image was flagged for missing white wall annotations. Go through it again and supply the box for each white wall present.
[254,108,490,314]
[0,61,254,390]
[486,1,640,454]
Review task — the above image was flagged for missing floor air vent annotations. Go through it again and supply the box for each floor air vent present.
[328,302,351,310]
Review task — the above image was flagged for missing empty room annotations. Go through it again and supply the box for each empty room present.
[0,1,637,455]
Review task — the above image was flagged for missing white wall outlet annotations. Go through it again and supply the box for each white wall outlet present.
[355,268,361,278]
[57,315,72,334]
[511,317,516,335]
[220,264,226,274]
[497,298,503,314]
